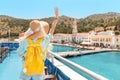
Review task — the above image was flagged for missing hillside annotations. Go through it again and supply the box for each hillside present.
[86,12,120,20]
[77,12,120,32]
[0,12,120,39]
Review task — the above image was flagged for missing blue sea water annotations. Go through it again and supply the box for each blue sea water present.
[0,45,120,80]
[0,51,22,80]
[0,45,75,80]
[67,51,120,80]
[52,45,87,52]
[52,45,75,52]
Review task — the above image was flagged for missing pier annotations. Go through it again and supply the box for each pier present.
[57,48,120,57]
[0,47,9,63]
[0,41,19,50]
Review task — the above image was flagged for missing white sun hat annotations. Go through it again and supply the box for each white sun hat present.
[18,20,49,43]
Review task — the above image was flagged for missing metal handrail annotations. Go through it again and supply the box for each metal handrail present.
[49,50,108,80]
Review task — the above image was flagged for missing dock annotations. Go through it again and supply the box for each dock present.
[0,42,19,50]
[0,47,9,63]
[57,48,120,57]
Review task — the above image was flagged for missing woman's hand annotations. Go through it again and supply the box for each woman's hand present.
[49,7,59,34]
[55,7,58,19]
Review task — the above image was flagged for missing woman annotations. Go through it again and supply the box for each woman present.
[17,7,58,80]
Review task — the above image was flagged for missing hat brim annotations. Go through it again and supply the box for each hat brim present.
[27,21,49,38]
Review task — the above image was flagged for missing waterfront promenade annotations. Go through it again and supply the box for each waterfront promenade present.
[57,48,120,57]
[53,43,120,57]
[52,43,120,57]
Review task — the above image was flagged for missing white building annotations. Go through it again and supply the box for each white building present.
[53,33,72,43]
[53,19,91,44]
[53,19,120,49]
[53,32,91,44]
[91,31,116,48]
[76,33,90,43]
[115,35,120,49]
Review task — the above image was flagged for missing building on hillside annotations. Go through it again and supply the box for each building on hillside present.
[53,19,92,45]
[53,19,119,49]
[53,32,92,45]
[91,31,116,48]
[106,26,115,31]
[76,33,91,45]
[52,33,72,43]
[115,35,120,49]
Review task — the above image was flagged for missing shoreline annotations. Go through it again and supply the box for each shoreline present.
[57,49,120,57]
[52,43,93,49]
[52,43,120,57]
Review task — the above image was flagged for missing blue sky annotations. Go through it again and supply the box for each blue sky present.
[0,0,120,19]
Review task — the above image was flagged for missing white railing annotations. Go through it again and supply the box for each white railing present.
[49,50,108,80]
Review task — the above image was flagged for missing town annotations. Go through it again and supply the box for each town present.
[53,19,120,49]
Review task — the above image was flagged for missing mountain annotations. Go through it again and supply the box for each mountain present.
[86,12,120,20]
[0,15,15,20]
[77,12,120,32]
[0,12,120,39]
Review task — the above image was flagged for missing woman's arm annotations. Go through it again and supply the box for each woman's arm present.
[49,7,59,35]
[15,40,26,59]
